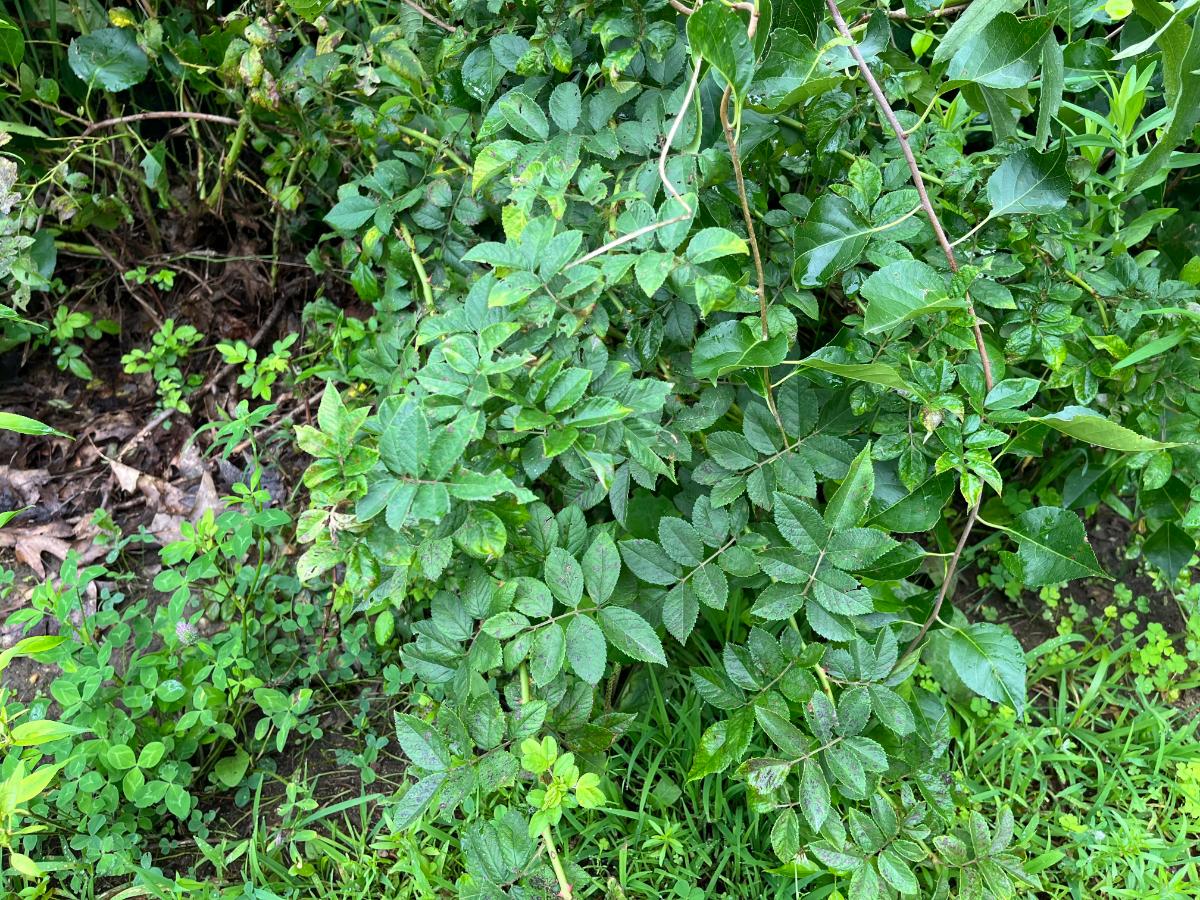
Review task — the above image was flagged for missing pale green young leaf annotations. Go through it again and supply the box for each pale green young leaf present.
[1035,406,1178,450]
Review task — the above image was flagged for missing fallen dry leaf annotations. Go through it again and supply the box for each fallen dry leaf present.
[0,466,53,507]
[0,522,73,579]
[147,471,223,545]
[109,459,142,493]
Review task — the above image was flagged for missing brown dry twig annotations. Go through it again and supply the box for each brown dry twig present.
[400,0,457,32]
[875,2,969,21]
[81,111,241,137]
[825,0,991,389]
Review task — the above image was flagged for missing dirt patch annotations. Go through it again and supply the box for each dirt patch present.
[0,202,330,704]
[990,507,1189,652]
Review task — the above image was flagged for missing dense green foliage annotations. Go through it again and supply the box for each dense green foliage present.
[2,0,1200,896]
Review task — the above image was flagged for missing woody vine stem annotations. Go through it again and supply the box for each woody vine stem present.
[821,0,996,661]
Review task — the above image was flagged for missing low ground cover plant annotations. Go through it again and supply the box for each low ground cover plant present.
[0,0,1199,896]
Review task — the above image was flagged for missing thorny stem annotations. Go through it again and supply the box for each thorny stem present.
[709,3,785,435]
[398,223,435,312]
[825,0,994,667]
[518,663,573,899]
[393,123,471,172]
[900,501,980,662]
[205,109,251,210]
[862,1,969,22]
[824,0,993,394]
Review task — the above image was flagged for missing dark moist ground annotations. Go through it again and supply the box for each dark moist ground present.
[992,507,1188,654]
[0,215,406,869]
[0,210,322,703]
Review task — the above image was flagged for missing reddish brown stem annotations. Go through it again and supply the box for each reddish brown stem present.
[81,110,240,136]
[901,501,979,661]
[400,0,456,32]
[825,0,994,664]
[825,0,993,393]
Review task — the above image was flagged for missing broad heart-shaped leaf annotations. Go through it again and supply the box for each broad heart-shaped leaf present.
[213,749,251,788]
[825,444,874,530]
[860,260,965,333]
[598,606,667,665]
[945,623,1026,713]
[932,0,1024,64]
[68,28,149,92]
[1035,406,1179,451]
[0,16,25,68]
[946,13,1051,88]
[792,195,871,288]
[986,144,1070,217]
[687,2,756,105]
[752,28,843,112]
[691,318,788,381]
[1006,506,1107,587]
[1143,521,1196,580]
